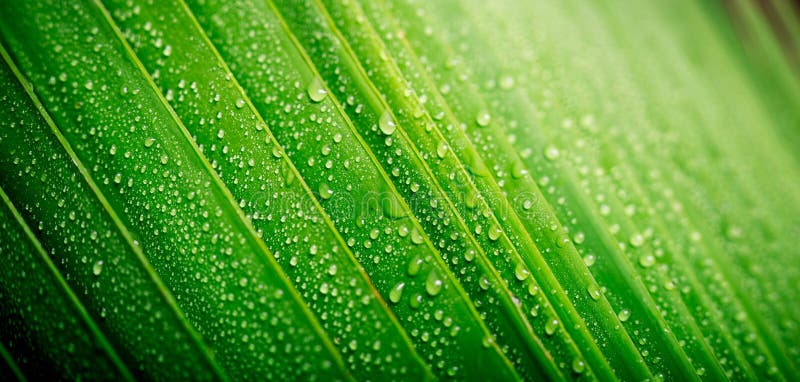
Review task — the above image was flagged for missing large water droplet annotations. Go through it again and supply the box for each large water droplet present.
[544,145,560,160]
[389,282,405,303]
[379,111,397,135]
[407,256,423,276]
[545,318,559,335]
[410,228,424,245]
[476,111,491,127]
[587,284,601,300]
[629,233,644,247]
[639,254,655,268]
[514,263,530,281]
[464,248,476,262]
[479,276,491,290]
[572,358,585,374]
[319,183,333,200]
[307,77,328,102]
[425,269,443,296]
[409,293,423,309]
[436,141,448,158]
[488,224,502,241]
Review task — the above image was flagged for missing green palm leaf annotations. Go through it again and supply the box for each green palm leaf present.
[0,0,797,380]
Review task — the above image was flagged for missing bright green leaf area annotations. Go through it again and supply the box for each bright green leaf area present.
[0,0,797,381]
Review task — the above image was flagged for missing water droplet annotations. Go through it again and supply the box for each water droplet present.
[425,269,443,296]
[409,293,423,309]
[389,282,405,303]
[488,224,502,241]
[510,161,527,178]
[573,232,585,244]
[639,254,655,268]
[479,276,491,290]
[407,256,423,276]
[583,254,596,267]
[464,248,476,262]
[436,141,448,158]
[410,228,424,245]
[319,183,333,200]
[447,366,458,377]
[307,77,328,102]
[545,318,559,335]
[92,260,103,276]
[587,284,601,300]
[572,358,585,374]
[629,233,644,247]
[514,263,530,281]
[476,111,491,126]
[618,309,631,322]
[144,137,156,147]
[482,334,494,348]
[379,111,396,135]
[235,98,246,109]
[397,226,409,237]
[544,145,560,160]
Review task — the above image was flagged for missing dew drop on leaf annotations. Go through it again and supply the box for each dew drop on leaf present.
[587,284,601,300]
[639,254,656,268]
[572,358,585,374]
[389,282,405,303]
[475,111,491,127]
[306,77,328,103]
[425,269,443,296]
[407,256,423,276]
[318,183,333,200]
[629,233,644,247]
[514,263,530,281]
[545,318,559,335]
[379,110,396,135]
[544,145,560,160]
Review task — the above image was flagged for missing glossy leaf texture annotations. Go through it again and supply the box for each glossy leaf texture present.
[0,0,798,381]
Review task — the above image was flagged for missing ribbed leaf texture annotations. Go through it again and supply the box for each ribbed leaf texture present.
[0,0,797,380]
